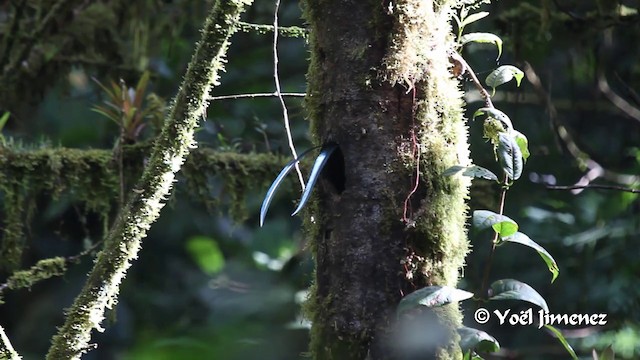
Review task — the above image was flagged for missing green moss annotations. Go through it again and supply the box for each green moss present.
[6,257,67,290]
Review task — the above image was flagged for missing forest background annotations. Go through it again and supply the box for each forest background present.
[0,0,638,359]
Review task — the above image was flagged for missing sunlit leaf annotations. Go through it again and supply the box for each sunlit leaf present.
[0,111,10,132]
[460,11,490,28]
[444,165,498,181]
[260,147,317,226]
[472,210,517,232]
[473,107,513,131]
[485,65,524,95]
[502,232,559,283]
[497,132,523,180]
[492,220,518,238]
[489,279,549,312]
[458,327,500,354]
[292,143,338,216]
[513,130,530,162]
[134,71,151,108]
[185,236,225,275]
[397,286,473,314]
[460,32,503,59]
[544,325,579,360]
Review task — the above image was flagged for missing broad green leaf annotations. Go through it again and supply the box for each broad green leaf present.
[0,111,9,131]
[513,130,530,162]
[185,236,225,275]
[460,32,503,59]
[544,325,579,360]
[502,232,559,283]
[473,107,513,131]
[260,147,317,226]
[492,220,518,238]
[461,11,490,28]
[397,286,473,314]
[497,133,523,180]
[443,165,498,181]
[485,65,525,94]
[292,143,338,216]
[489,279,549,312]
[458,327,500,354]
[472,210,517,232]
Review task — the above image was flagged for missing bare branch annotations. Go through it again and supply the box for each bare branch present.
[273,0,306,191]
[546,184,640,193]
[210,92,305,101]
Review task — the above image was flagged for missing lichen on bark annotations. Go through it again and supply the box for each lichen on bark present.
[44,0,253,358]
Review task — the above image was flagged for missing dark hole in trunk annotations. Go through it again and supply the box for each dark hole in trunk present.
[322,142,345,194]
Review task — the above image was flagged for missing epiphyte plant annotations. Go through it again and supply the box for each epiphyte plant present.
[260,142,338,227]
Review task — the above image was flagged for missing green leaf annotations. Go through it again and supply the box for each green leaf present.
[489,279,549,312]
[0,111,9,132]
[502,232,559,283]
[460,32,503,59]
[458,327,500,354]
[472,210,517,232]
[473,107,513,131]
[513,130,530,162]
[497,132,523,180]
[260,147,317,226]
[544,325,579,360]
[185,236,225,275]
[443,165,498,181]
[292,143,338,216]
[397,286,473,314]
[485,65,525,94]
[492,221,518,238]
[461,11,490,28]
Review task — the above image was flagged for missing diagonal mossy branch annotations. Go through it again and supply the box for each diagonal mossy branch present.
[45,0,253,358]
[0,325,21,360]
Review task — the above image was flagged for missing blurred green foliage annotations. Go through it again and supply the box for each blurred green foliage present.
[0,0,638,359]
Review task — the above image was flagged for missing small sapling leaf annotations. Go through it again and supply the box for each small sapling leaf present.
[444,165,499,181]
[460,32,503,59]
[497,133,523,180]
[460,11,490,28]
[544,325,579,360]
[503,232,559,283]
[397,286,473,314]
[485,65,525,94]
[472,210,517,232]
[458,327,500,354]
[473,107,513,131]
[492,220,518,238]
[488,279,549,312]
[512,130,530,162]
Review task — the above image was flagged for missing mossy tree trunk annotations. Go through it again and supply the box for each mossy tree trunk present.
[303,0,470,359]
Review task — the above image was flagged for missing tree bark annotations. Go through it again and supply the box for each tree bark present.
[303,0,470,359]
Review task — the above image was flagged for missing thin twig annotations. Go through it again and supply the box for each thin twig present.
[237,21,308,38]
[480,174,509,297]
[523,62,639,191]
[546,184,640,193]
[450,51,493,109]
[273,0,305,191]
[210,92,305,101]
